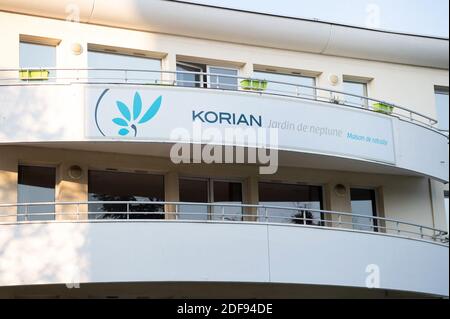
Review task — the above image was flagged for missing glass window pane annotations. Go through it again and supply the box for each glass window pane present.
[176,63,203,87]
[259,182,323,225]
[19,42,56,80]
[435,87,449,131]
[253,71,316,98]
[343,81,368,107]
[445,190,449,232]
[212,181,242,221]
[209,67,238,90]
[88,51,161,84]
[88,170,165,220]
[179,179,209,220]
[17,165,56,221]
[350,188,377,231]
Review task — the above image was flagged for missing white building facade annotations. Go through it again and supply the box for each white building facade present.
[0,0,448,298]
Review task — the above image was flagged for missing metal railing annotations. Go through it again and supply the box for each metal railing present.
[0,201,448,244]
[0,67,443,134]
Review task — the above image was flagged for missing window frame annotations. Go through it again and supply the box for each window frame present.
[206,65,239,90]
[342,79,369,108]
[19,40,57,81]
[17,164,57,221]
[350,187,379,232]
[176,62,206,87]
[253,70,318,99]
[258,180,325,226]
[87,169,166,220]
[434,85,449,132]
[178,177,244,220]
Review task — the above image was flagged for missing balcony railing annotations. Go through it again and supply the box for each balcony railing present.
[0,201,448,245]
[0,67,443,134]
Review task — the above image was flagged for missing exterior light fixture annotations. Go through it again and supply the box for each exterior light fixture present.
[334,184,347,196]
[71,43,83,55]
[68,165,83,180]
[329,74,340,86]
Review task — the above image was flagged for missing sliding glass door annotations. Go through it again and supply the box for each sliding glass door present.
[258,182,323,225]
[178,178,243,221]
[350,188,378,231]
[88,170,165,219]
[17,165,56,221]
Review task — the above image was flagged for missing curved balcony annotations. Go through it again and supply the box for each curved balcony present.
[0,201,448,297]
[0,68,448,181]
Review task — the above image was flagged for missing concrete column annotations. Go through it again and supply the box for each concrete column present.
[55,163,88,220]
[324,183,352,228]
[316,72,343,104]
[0,26,19,80]
[164,171,179,219]
[243,175,259,222]
[57,38,88,81]
[0,146,18,222]
[161,52,177,85]
[240,62,254,78]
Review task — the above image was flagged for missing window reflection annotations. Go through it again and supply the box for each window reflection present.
[176,62,205,88]
[17,165,56,221]
[178,179,243,221]
[88,50,161,84]
[435,86,449,132]
[88,170,165,220]
[211,181,242,221]
[350,188,377,231]
[253,71,316,99]
[19,42,56,80]
[258,182,323,225]
[208,67,238,90]
[343,80,368,108]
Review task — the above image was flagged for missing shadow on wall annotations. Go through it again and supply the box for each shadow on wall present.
[0,84,81,142]
[0,167,17,222]
[0,223,89,287]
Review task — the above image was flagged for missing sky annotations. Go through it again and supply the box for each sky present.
[183,0,449,37]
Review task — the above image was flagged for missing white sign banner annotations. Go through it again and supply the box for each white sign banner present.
[85,86,396,164]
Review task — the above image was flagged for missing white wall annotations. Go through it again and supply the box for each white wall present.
[0,11,448,119]
[0,84,447,181]
[0,221,447,296]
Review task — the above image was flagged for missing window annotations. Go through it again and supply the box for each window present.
[445,190,449,232]
[435,86,449,132]
[178,178,243,221]
[207,66,238,90]
[88,50,161,84]
[88,170,165,219]
[350,188,377,231]
[179,178,209,220]
[19,42,56,80]
[253,71,316,98]
[258,182,323,225]
[176,62,238,89]
[343,80,368,108]
[211,181,242,221]
[17,165,56,221]
[176,62,205,88]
